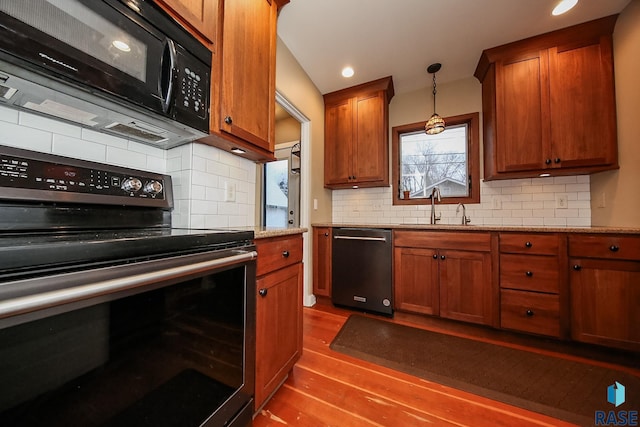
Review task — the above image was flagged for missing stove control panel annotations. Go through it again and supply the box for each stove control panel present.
[0,146,172,208]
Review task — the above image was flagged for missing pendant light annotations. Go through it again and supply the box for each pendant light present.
[425,63,445,135]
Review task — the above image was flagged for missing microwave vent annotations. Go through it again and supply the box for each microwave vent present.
[106,122,168,143]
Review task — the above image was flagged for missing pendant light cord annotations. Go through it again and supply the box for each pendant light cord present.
[432,73,437,112]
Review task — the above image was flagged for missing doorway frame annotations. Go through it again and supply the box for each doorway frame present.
[275,91,315,307]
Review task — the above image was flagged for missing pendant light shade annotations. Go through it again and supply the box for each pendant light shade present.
[425,63,445,135]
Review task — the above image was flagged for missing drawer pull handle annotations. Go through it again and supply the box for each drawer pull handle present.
[525,271,533,277]
[609,245,619,252]
[573,264,582,271]
[282,250,290,258]
[259,288,268,297]
[525,241,532,248]
[526,309,534,317]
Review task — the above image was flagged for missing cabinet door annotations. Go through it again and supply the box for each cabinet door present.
[312,227,332,297]
[570,258,640,352]
[439,249,493,325]
[393,247,439,315]
[218,0,276,152]
[324,98,353,186]
[549,40,617,168]
[353,92,388,184]
[155,0,217,43]
[495,50,550,172]
[255,262,302,408]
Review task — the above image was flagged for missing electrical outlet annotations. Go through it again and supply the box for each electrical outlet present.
[492,197,502,209]
[556,194,568,209]
[224,182,236,202]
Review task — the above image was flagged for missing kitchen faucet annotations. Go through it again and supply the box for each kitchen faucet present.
[456,202,471,225]
[430,187,441,224]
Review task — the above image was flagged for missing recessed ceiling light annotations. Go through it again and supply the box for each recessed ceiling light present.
[341,66,355,78]
[552,0,578,16]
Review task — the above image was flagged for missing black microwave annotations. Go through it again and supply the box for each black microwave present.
[0,0,211,148]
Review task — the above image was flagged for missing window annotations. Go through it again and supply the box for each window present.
[391,112,480,205]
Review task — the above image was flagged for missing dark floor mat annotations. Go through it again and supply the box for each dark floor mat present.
[330,314,640,426]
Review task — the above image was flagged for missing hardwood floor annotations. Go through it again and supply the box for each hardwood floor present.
[253,301,640,427]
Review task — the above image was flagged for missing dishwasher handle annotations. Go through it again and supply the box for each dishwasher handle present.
[333,235,387,242]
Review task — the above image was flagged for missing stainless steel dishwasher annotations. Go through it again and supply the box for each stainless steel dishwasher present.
[331,228,393,316]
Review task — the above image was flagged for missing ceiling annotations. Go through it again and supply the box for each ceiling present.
[277,0,631,96]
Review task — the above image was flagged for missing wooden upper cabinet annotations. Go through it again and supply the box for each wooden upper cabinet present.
[324,77,394,189]
[155,0,218,44]
[475,15,619,180]
[196,0,288,162]
[217,0,275,153]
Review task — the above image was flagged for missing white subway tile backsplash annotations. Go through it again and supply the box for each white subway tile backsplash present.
[20,112,82,138]
[53,134,106,162]
[0,121,52,152]
[106,146,147,170]
[333,175,591,228]
[0,116,255,229]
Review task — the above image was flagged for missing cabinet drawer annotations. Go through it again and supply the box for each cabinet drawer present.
[500,233,560,255]
[569,235,640,261]
[256,234,303,276]
[500,254,559,293]
[394,231,490,251]
[500,289,560,337]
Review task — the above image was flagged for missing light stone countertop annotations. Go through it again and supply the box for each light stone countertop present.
[311,223,640,235]
[252,226,308,239]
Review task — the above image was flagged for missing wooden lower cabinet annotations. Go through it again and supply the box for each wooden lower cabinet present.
[498,233,567,339]
[254,234,303,409]
[393,247,439,315]
[439,249,493,325]
[312,226,332,297]
[569,234,640,352]
[393,231,495,326]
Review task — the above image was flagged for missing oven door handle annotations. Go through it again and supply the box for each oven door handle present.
[0,250,257,320]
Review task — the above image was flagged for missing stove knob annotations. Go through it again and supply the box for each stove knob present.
[122,177,142,192]
[144,180,163,195]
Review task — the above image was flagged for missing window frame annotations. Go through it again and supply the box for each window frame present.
[391,112,480,206]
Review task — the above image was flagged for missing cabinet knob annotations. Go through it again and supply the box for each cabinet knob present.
[282,250,290,258]
[324,232,329,237]
[525,271,533,277]
[440,255,446,260]
[554,158,561,163]
[259,288,268,297]
[224,116,233,125]
[525,241,532,248]
[525,309,534,317]
[433,254,438,259]
[545,159,552,165]
[573,264,582,271]
[609,245,620,252]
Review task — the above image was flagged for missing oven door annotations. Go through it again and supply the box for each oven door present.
[0,247,256,427]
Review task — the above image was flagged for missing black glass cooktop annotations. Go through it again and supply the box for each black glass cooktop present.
[0,227,254,280]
